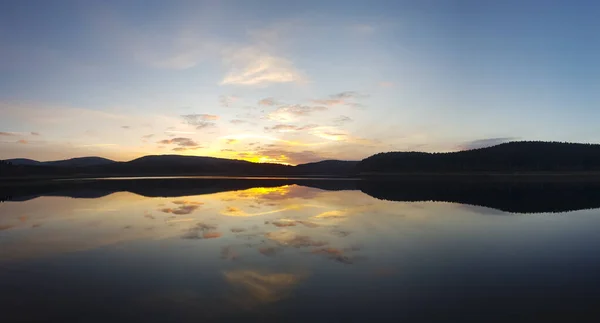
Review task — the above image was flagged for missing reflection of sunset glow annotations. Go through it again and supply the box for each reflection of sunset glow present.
[220,205,302,217]
[223,270,303,305]
[313,210,347,218]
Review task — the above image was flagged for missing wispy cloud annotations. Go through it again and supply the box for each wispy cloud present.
[219,95,239,107]
[256,148,325,164]
[220,47,306,86]
[78,143,118,147]
[181,114,218,130]
[172,146,202,152]
[332,116,353,125]
[0,132,15,136]
[267,105,327,122]
[142,134,155,139]
[264,124,319,133]
[121,125,130,129]
[158,137,199,147]
[312,91,368,107]
[164,130,195,134]
[258,97,280,106]
[30,132,41,136]
[230,119,249,125]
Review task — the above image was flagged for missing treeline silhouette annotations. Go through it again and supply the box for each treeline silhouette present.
[3,177,600,213]
[4,141,600,178]
[359,141,600,173]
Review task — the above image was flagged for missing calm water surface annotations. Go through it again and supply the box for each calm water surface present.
[1,182,600,322]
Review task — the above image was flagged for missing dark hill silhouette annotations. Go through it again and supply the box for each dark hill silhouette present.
[1,155,357,177]
[4,141,600,178]
[358,141,600,173]
[7,157,115,167]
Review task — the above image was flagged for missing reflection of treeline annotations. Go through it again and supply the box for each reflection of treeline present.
[359,142,600,173]
[359,180,600,213]
[4,178,600,214]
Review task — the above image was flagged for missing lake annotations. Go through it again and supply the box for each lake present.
[1,178,600,322]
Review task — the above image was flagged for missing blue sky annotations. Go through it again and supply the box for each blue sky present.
[1,0,599,164]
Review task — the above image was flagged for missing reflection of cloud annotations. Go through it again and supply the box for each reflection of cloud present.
[223,270,303,305]
[312,247,354,264]
[271,220,297,227]
[457,137,517,151]
[0,224,14,231]
[259,247,278,257]
[313,210,347,218]
[265,230,327,247]
[161,201,203,215]
[182,222,220,239]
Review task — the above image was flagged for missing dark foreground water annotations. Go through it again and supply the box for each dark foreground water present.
[1,179,600,322]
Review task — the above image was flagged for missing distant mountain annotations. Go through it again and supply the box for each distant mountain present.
[7,157,115,167]
[5,141,600,178]
[5,158,43,166]
[358,141,600,173]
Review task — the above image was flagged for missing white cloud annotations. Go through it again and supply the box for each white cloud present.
[267,105,327,122]
[220,47,306,86]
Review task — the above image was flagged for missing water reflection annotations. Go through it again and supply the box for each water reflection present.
[2,181,600,322]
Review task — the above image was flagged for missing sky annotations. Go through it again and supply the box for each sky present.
[1,0,599,165]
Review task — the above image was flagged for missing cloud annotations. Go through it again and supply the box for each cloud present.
[264,124,319,133]
[221,148,234,152]
[331,91,366,99]
[0,132,15,136]
[142,134,155,139]
[267,105,327,122]
[258,97,280,106]
[219,95,239,107]
[165,130,196,134]
[220,47,306,86]
[30,132,41,136]
[121,125,131,129]
[332,116,352,125]
[225,139,237,145]
[157,137,199,147]
[311,91,368,107]
[256,148,325,164]
[17,139,28,144]
[379,81,394,88]
[458,137,517,150]
[230,119,249,125]
[181,114,218,130]
[172,146,202,152]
